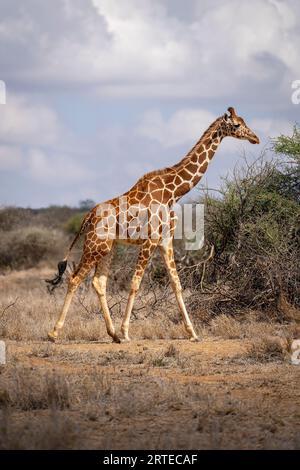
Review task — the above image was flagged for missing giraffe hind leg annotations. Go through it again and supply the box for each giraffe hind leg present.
[48,256,95,342]
[92,248,121,343]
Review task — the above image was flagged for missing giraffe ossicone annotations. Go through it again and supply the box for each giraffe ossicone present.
[46,107,259,343]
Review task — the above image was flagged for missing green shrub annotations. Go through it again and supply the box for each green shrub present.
[65,212,86,234]
[184,127,300,312]
[208,161,299,309]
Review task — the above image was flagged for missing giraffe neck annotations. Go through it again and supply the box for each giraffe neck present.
[171,117,224,201]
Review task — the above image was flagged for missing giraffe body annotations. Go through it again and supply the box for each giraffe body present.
[47,107,259,343]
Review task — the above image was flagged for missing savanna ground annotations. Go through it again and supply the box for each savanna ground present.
[0,267,299,450]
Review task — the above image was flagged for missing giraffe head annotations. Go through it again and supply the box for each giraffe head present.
[222,107,260,144]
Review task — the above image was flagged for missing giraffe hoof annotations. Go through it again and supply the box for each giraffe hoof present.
[48,331,58,342]
[190,336,200,343]
[120,336,131,343]
[112,334,121,344]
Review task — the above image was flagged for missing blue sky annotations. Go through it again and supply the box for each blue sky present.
[0,0,299,208]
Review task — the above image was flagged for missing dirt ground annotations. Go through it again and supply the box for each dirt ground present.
[1,336,300,450]
[0,268,300,449]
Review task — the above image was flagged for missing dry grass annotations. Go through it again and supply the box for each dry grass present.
[209,312,298,342]
[0,268,188,342]
[1,268,300,450]
[0,408,80,450]
[1,344,299,449]
[210,314,244,339]
[245,336,289,363]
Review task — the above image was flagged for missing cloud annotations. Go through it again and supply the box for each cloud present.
[0,95,62,146]
[250,118,293,139]
[28,148,94,185]
[0,0,299,99]
[138,108,216,147]
[0,145,22,170]
[0,91,95,194]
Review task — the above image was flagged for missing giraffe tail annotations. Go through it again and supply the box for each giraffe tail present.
[45,259,68,293]
[45,211,92,292]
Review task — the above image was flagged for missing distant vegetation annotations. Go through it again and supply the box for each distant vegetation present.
[0,201,96,268]
[0,206,79,270]
[65,212,86,235]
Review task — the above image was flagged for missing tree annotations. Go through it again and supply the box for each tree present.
[272,124,300,202]
[78,199,95,211]
[273,124,300,159]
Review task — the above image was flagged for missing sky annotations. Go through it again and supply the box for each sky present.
[0,0,299,208]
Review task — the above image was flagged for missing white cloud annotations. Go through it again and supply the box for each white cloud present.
[0,91,95,189]
[250,118,292,139]
[0,95,62,146]
[28,148,94,185]
[138,108,216,147]
[0,145,22,170]
[1,0,299,98]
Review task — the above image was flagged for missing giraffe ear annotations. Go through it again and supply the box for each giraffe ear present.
[223,113,229,121]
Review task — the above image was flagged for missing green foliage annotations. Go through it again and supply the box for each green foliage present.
[273,124,300,159]
[200,133,300,310]
[65,212,86,234]
[271,124,300,202]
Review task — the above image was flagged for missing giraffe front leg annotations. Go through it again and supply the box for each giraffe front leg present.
[173,281,199,342]
[120,275,141,342]
[93,251,121,344]
[159,240,199,342]
[120,242,157,342]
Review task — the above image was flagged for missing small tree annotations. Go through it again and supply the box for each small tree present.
[272,124,300,202]
[78,199,95,211]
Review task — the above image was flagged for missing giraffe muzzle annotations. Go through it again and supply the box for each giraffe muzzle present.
[248,133,260,144]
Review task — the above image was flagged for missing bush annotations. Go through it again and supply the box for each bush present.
[180,127,300,314]
[201,156,300,311]
[0,226,67,270]
[65,212,86,234]
[0,207,32,231]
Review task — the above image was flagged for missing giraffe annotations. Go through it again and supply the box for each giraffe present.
[47,107,259,343]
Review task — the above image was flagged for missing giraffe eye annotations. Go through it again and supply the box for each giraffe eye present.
[234,124,241,129]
